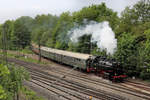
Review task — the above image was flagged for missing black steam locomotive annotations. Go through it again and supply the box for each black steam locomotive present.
[86,56,126,81]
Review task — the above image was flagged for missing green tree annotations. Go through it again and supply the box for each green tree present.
[72,3,119,30]
[114,33,138,76]
[0,64,29,100]
[0,64,10,100]
[32,14,58,47]
[2,20,14,50]
[134,0,150,23]
[8,65,29,100]
[0,25,3,49]
[116,0,150,36]
[50,12,73,49]
[34,14,58,30]
[114,0,150,78]
[32,28,44,45]
[0,85,7,100]
[13,18,31,49]
[75,34,92,54]
[138,39,150,80]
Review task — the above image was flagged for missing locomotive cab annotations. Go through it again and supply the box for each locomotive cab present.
[112,63,127,82]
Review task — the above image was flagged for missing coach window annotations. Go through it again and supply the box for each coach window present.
[70,57,73,62]
[76,59,78,62]
[76,58,78,61]
[74,58,77,62]
[63,55,65,60]
[64,55,66,61]
[68,57,71,62]
[78,59,80,62]
[78,58,80,61]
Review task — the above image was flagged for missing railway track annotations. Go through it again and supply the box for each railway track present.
[29,60,150,100]
[30,79,86,100]
[120,80,150,93]
[48,65,150,99]
[126,80,150,89]
[8,58,127,100]
[8,57,150,100]
[30,71,115,100]
[29,80,74,100]
[27,69,91,100]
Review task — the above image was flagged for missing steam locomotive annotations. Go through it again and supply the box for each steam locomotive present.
[31,44,127,82]
[86,56,126,81]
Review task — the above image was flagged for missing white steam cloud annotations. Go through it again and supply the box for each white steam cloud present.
[68,21,117,55]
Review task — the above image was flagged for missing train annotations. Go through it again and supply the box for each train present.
[31,44,127,82]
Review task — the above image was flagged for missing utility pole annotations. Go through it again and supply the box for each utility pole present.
[38,40,41,62]
[2,25,8,65]
[90,40,92,54]
[85,39,92,54]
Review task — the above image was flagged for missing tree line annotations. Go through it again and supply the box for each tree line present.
[0,0,150,79]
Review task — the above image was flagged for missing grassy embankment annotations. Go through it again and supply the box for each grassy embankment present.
[21,87,45,100]
[0,49,50,65]
[0,49,48,100]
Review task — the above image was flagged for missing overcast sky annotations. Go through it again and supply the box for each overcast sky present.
[0,0,140,24]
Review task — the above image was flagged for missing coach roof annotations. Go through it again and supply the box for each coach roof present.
[41,46,92,60]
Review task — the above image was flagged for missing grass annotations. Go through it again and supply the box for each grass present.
[0,51,16,58]
[22,86,45,100]
[144,79,150,83]
[20,48,34,54]
[19,55,49,65]
[0,50,50,65]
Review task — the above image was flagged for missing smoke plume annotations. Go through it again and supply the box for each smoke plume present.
[68,21,117,55]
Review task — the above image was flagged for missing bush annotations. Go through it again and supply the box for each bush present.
[140,71,150,80]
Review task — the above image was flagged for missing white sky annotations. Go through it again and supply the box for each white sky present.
[0,0,140,24]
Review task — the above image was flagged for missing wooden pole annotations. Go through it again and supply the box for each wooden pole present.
[2,25,8,65]
[38,41,41,62]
